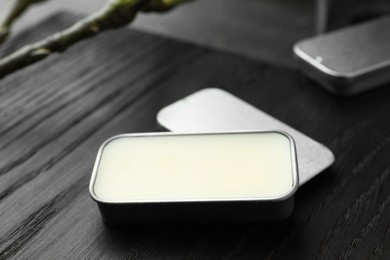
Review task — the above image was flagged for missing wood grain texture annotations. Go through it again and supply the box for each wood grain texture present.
[1,12,390,260]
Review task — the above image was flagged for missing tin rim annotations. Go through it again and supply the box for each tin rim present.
[89,130,299,204]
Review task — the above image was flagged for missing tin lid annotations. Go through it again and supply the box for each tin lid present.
[157,88,334,185]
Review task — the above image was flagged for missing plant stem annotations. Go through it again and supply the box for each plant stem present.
[0,0,192,79]
[0,0,48,44]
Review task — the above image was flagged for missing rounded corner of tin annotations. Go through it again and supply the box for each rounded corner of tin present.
[272,130,295,143]
[100,134,127,149]
[89,134,128,205]
[325,148,336,166]
[293,42,305,56]
[276,175,299,203]
[197,87,223,94]
[202,88,231,97]
[89,163,105,205]
[263,130,300,201]
[88,181,101,203]
[294,44,354,80]
[156,107,169,125]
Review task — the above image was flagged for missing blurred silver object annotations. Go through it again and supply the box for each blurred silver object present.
[295,15,390,96]
[157,88,335,186]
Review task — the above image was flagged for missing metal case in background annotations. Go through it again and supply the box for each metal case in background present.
[89,131,299,225]
[294,15,390,96]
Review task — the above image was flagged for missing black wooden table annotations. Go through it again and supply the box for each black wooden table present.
[0,12,390,259]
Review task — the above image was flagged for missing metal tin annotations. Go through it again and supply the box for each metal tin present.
[294,15,390,96]
[157,88,334,186]
[89,131,299,225]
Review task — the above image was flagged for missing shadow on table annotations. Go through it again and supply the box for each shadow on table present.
[99,213,301,258]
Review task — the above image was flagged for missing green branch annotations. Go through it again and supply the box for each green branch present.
[0,0,48,44]
[0,0,192,79]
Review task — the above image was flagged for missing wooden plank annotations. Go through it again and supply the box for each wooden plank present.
[0,12,390,259]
